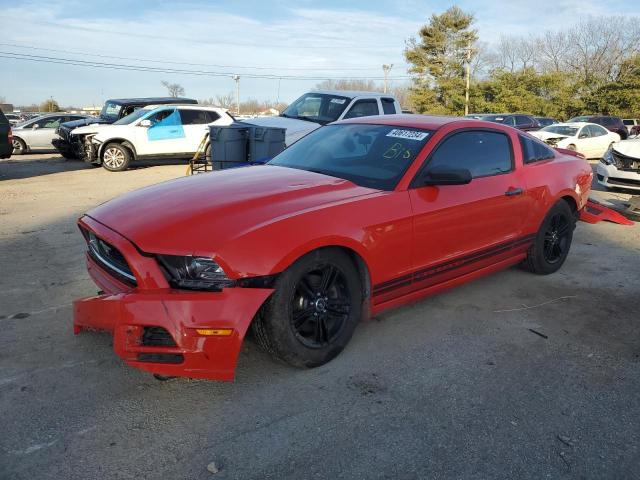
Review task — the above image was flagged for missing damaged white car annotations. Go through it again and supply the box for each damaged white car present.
[531,122,620,159]
[598,137,640,191]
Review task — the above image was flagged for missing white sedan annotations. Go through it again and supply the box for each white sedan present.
[531,122,620,159]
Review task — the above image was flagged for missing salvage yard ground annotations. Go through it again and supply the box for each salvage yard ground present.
[1,154,639,479]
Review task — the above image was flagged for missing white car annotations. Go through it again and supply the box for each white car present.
[11,113,90,154]
[244,90,402,146]
[73,105,233,171]
[531,122,620,159]
[597,137,640,191]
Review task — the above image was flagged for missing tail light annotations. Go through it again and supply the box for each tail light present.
[8,127,12,144]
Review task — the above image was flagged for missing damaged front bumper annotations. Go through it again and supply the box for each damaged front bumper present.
[73,216,274,381]
[597,162,640,191]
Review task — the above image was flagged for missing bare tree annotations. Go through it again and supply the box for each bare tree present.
[315,79,382,92]
[214,92,235,109]
[161,80,185,97]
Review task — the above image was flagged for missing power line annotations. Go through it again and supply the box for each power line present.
[0,42,409,72]
[0,50,413,81]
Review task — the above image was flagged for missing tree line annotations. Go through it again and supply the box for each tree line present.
[404,6,640,119]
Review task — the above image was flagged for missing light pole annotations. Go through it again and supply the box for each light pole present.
[464,41,471,116]
[382,64,393,93]
[232,74,240,115]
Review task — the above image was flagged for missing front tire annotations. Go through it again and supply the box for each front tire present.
[522,200,575,275]
[101,143,131,172]
[252,249,362,368]
[12,137,26,155]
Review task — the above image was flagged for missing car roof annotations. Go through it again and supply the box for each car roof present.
[107,97,198,105]
[336,114,479,130]
[141,104,228,112]
[310,89,395,99]
[546,122,602,128]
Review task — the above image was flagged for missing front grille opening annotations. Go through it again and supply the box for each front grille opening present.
[137,353,184,364]
[141,326,177,347]
[80,226,137,286]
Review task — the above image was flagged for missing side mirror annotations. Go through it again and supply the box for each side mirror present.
[420,165,472,186]
[32,124,40,130]
[578,133,588,139]
[139,119,152,128]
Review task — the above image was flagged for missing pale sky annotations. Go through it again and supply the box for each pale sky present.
[0,0,636,107]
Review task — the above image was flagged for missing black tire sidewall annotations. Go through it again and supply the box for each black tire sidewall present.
[101,143,131,172]
[262,249,362,368]
[529,200,575,274]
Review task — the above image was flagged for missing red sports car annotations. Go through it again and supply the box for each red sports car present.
[73,115,593,381]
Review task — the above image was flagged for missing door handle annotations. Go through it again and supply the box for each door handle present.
[505,187,524,196]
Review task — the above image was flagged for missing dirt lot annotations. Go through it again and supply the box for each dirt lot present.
[1,153,639,479]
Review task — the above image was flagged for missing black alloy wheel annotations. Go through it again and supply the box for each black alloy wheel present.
[543,213,571,264]
[290,264,351,349]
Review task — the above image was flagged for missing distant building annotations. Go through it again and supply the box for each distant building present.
[0,103,14,113]
[82,106,101,115]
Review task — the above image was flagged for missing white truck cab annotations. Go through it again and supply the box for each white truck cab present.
[244,90,402,145]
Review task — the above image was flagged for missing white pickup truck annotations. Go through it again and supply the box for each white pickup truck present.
[244,90,402,145]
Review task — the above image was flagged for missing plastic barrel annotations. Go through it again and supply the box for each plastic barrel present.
[209,123,249,170]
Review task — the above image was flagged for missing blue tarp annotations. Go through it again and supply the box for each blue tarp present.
[147,109,185,141]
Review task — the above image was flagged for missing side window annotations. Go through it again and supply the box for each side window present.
[381,98,397,115]
[148,109,177,126]
[343,99,379,119]
[515,115,531,126]
[36,117,62,128]
[204,111,220,123]
[425,130,512,178]
[519,135,555,164]
[578,126,591,138]
[588,125,607,137]
[179,109,214,125]
[504,116,516,126]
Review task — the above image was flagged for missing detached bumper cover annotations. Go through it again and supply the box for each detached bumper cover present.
[74,288,273,381]
[74,215,274,381]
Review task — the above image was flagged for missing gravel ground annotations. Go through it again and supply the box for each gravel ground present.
[1,154,639,480]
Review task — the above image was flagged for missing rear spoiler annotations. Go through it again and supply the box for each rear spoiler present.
[580,199,634,226]
[556,147,586,159]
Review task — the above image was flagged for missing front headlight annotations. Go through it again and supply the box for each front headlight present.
[601,147,615,166]
[157,255,234,291]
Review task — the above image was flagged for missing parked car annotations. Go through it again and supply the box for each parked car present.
[531,122,620,158]
[598,137,640,191]
[11,113,90,154]
[73,105,233,171]
[535,117,557,128]
[53,97,198,160]
[73,114,592,381]
[567,115,628,140]
[622,118,639,135]
[5,113,24,126]
[244,90,402,145]
[477,114,540,131]
[0,110,12,159]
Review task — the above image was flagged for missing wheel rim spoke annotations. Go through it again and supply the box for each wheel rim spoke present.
[319,265,336,293]
[292,306,315,329]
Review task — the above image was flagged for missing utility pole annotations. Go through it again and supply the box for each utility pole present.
[382,64,393,93]
[464,41,471,116]
[232,74,240,115]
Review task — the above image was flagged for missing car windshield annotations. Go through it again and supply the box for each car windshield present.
[268,124,432,190]
[282,93,351,125]
[541,125,578,136]
[113,108,152,125]
[568,116,589,122]
[479,115,509,123]
[100,102,123,121]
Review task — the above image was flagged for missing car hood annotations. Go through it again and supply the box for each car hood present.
[72,123,118,135]
[612,138,640,158]
[61,117,111,130]
[241,116,321,145]
[87,165,376,255]
[531,131,571,141]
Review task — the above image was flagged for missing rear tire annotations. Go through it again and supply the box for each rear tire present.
[522,200,575,275]
[12,137,26,155]
[101,143,131,172]
[252,249,362,368]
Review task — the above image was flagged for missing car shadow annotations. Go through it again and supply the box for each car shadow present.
[0,154,94,181]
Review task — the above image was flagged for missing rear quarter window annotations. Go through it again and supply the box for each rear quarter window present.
[519,135,555,164]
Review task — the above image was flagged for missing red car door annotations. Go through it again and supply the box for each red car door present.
[408,128,531,293]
